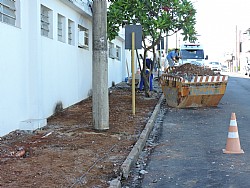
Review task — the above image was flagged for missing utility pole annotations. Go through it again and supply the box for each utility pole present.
[236,25,238,72]
[92,0,109,130]
[165,34,168,68]
[175,32,178,48]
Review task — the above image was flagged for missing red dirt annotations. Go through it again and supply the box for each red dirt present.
[0,82,161,188]
[166,63,219,76]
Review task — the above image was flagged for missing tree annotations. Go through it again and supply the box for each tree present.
[107,0,197,97]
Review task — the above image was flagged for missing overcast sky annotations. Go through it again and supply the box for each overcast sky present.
[168,0,250,61]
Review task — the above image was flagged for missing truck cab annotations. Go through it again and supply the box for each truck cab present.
[178,43,207,67]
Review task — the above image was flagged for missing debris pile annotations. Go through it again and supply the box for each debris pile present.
[166,63,219,77]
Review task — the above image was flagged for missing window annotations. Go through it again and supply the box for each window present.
[57,14,65,42]
[116,45,121,60]
[0,0,16,26]
[41,5,53,38]
[109,42,115,58]
[68,19,74,45]
[78,25,89,49]
[180,49,204,59]
[108,43,121,60]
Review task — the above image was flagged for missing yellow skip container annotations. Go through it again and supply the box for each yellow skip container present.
[160,74,228,108]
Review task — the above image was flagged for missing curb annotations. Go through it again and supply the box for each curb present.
[109,177,121,188]
[109,93,165,188]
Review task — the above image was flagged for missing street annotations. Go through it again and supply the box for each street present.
[134,73,250,188]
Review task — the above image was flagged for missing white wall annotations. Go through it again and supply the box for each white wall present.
[0,0,30,136]
[40,0,93,117]
[0,0,127,136]
[108,37,126,84]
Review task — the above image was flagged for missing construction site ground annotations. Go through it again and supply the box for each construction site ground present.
[0,81,162,188]
[1,64,217,187]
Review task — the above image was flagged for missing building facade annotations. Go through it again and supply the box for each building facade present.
[0,0,130,136]
[240,28,250,73]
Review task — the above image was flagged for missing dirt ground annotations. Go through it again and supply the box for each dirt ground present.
[0,82,162,188]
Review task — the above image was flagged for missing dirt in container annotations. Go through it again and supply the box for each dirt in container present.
[161,63,227,108]
[166,63,220,77]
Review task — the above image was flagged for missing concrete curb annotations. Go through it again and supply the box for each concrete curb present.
[109,93,165,188]
[109,177,121,188]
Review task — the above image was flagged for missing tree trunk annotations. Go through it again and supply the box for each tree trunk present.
[142,50,150,97]
[92,0,109,130]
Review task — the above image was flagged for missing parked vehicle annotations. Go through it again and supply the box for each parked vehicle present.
[179,43,208,67]
[244,63,250,76]
[221,65,229,72]
[208,62,221,72]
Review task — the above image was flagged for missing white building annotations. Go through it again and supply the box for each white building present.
[240,28,250,72]
[0,0,131,136]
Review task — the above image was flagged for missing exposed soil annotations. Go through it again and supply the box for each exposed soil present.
[0,82,162,188]
[166,63,219,76]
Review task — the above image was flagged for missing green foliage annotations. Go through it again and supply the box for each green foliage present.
[107,0,197,48]
[107,0,197,97]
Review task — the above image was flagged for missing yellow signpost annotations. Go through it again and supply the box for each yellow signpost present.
[131,32,135,115]
[125,25,142,115]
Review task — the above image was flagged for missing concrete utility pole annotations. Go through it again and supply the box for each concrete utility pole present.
[92,0,109,130]
[236,25,238,72]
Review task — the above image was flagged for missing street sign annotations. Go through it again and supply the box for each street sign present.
[125,25,142,49]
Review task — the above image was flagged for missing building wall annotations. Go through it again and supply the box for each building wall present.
[39,0,93,118]
[0,0,27,136]
[108,37,127,85]
[0,0,127,136]
[239,29,250,72]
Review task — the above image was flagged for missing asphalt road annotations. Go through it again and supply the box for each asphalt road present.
[140,73,250,188]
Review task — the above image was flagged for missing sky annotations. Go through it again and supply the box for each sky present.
[168,0,250,61]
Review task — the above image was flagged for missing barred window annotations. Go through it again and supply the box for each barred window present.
[108,42,114,58]
[116,45,121,60]
[0,0,16,26]
[84,28,89,47]
[57,14,65,42]
[68,19,74,45]
[41,5,53,38]
[78,25,89,49]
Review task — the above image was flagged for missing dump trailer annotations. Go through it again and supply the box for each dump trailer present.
[160,65,228,108]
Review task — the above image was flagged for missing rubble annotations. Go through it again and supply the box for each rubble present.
[166,63,219,77]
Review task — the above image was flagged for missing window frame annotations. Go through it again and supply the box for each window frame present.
[57,13,66,43]
[68,19,75,45]
[0,0,16,26]
[78,24,89,49]
[41,5,53,39]
[116,45,121,60]
[108,42,115,58]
